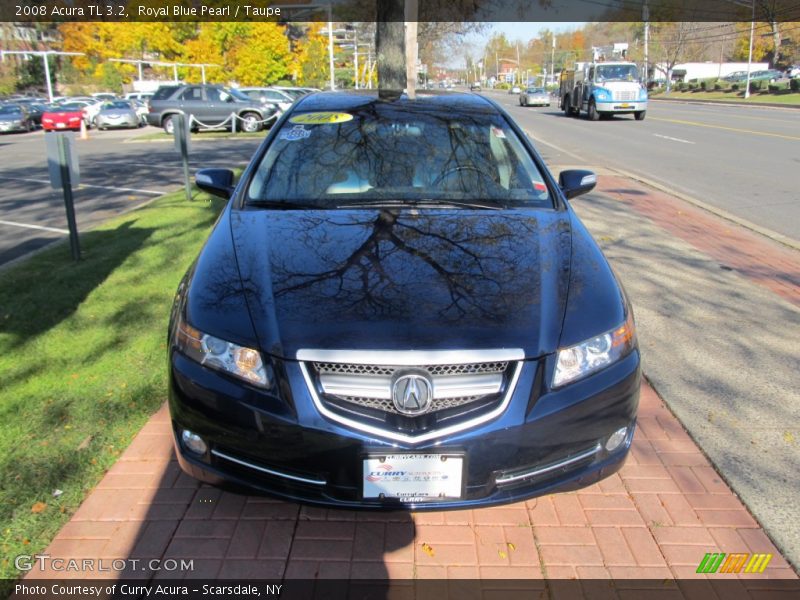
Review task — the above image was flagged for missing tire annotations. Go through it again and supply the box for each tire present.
[163,115,175,135]
[634,110,646,121]
[588,100,600,121]
[240,112,261,133]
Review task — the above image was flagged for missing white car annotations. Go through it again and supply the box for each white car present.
[509,86,521,94]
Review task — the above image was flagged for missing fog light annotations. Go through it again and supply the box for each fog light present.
[181,430,208,455]
[605,427,628,452]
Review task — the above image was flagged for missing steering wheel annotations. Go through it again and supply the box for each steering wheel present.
[432,165,497,189]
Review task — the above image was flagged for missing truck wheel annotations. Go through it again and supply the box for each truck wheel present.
[562,97,570,115]
[240,112,261,133]
[634,110,646,121]
[588,100,600,121]
[163,115,175,135]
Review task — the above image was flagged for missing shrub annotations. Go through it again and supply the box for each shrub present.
[713,81,725,91]
[731,83,739,91]
[688,82,698,91]
[749,80,763,93]
[791,78,800,92]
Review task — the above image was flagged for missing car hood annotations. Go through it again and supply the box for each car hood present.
[230,208,572,359]
[0,114,23,121]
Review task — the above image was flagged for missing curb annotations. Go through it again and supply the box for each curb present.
[649,96,800,110]
[608,167,800,252]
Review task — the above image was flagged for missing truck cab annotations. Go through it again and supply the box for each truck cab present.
[561,61,647,121]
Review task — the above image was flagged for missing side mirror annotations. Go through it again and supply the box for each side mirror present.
[558,169,597,200]
[196,168,235,199]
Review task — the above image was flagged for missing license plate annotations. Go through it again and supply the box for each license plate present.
[363,454,463,502]
[618,103,632,108]
[56,123,65,128]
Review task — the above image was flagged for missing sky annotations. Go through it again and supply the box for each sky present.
[490,22,587,43]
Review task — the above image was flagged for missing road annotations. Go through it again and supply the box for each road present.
[0,128,263,266]
[486,90,799,243]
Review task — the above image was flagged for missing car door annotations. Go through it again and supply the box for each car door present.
[204,87,237,125]
[177,86,206,125]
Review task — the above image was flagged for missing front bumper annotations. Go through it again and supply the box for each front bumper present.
[97,116,139,128]
[168,350,640,510]
[595,100,647,113]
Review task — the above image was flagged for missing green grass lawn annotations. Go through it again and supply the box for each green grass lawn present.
[134,128,269,142]
[653,89,800,106]
[0,188,227,586]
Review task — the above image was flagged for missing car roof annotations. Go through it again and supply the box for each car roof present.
[294,90,498,114]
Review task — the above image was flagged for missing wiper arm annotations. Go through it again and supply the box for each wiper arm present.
[339,199,505,211]
[246,200,328,210]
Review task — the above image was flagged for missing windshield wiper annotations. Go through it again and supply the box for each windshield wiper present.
[246,200,329,210]
[339,199,505,211]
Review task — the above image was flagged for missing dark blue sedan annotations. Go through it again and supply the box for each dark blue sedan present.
[167,91,640,509]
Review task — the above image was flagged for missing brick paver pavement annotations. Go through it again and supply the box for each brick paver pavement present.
[25,381,797,584]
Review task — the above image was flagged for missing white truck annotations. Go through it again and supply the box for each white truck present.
[560,61,648,121]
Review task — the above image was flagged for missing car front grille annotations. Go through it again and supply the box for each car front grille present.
[297,351,526,443]
[612,91,637,102]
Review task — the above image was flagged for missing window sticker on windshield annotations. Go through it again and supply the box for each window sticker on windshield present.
[491,126,506,139]
[279,125,312,141]
[289,112,353,125]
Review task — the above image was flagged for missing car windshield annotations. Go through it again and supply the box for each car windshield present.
[55,103,83,111]
[103,101,131,110]
[247,102,552,208]
[596,64,639,82]
[527,88,544,94]
[0,105,22,114]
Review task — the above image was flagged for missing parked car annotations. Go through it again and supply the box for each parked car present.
[722,71,748,82]
[95,100,141,129]
[469,83,482,91]
[0,104,35,133]
[41,103,85,131]
[124,92,154,103]
[146,84,274,134]
[238,87,294,116]
[520,87,550,107]
[270,86,309,100]
[508,85,522,94]
[14,99,48,125]
[91,92,118,101]
[749,69,783,83]
[785,65,800,79]
[167,91,641,509]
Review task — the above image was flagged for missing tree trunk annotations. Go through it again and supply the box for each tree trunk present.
[376,0,405,98]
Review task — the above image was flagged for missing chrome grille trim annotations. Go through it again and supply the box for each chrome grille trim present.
[612,90,637,102]
[298,359,524,444]
[211,449,326,486]
[296,348,525,366]
[495,444,602,485]
[318,372,504,401]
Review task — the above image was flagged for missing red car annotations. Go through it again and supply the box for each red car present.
[41,103,86,131]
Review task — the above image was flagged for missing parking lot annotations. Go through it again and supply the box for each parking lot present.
[0,126,263,266]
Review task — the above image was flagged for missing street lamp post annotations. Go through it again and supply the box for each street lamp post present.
[744,0,755,99]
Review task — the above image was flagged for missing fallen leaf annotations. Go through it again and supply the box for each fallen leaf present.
[421,543,435,557]
[31,502,46,514]
[507,542,516,551]
[77,435,93,451]
[784,431,796,445]
[52,489,63,498]
[498,550,507,559]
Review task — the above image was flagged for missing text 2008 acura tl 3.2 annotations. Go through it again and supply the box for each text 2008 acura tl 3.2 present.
[168,90,640,509]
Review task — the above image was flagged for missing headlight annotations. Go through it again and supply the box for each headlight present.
[594,87,611,100]
[175,316,273,388]
[553,311,636,388]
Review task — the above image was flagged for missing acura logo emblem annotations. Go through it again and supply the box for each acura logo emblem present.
[391,371,434,416]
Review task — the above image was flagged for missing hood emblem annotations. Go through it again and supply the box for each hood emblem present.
[392,371,434,416]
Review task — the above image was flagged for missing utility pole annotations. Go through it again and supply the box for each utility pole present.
[354,27,359,89]
[745,0,755,98]
[643,0,649,85]
[551,34,556,87]
[405,0,418,97]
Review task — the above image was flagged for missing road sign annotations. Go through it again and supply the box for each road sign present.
[45,132,80,189]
